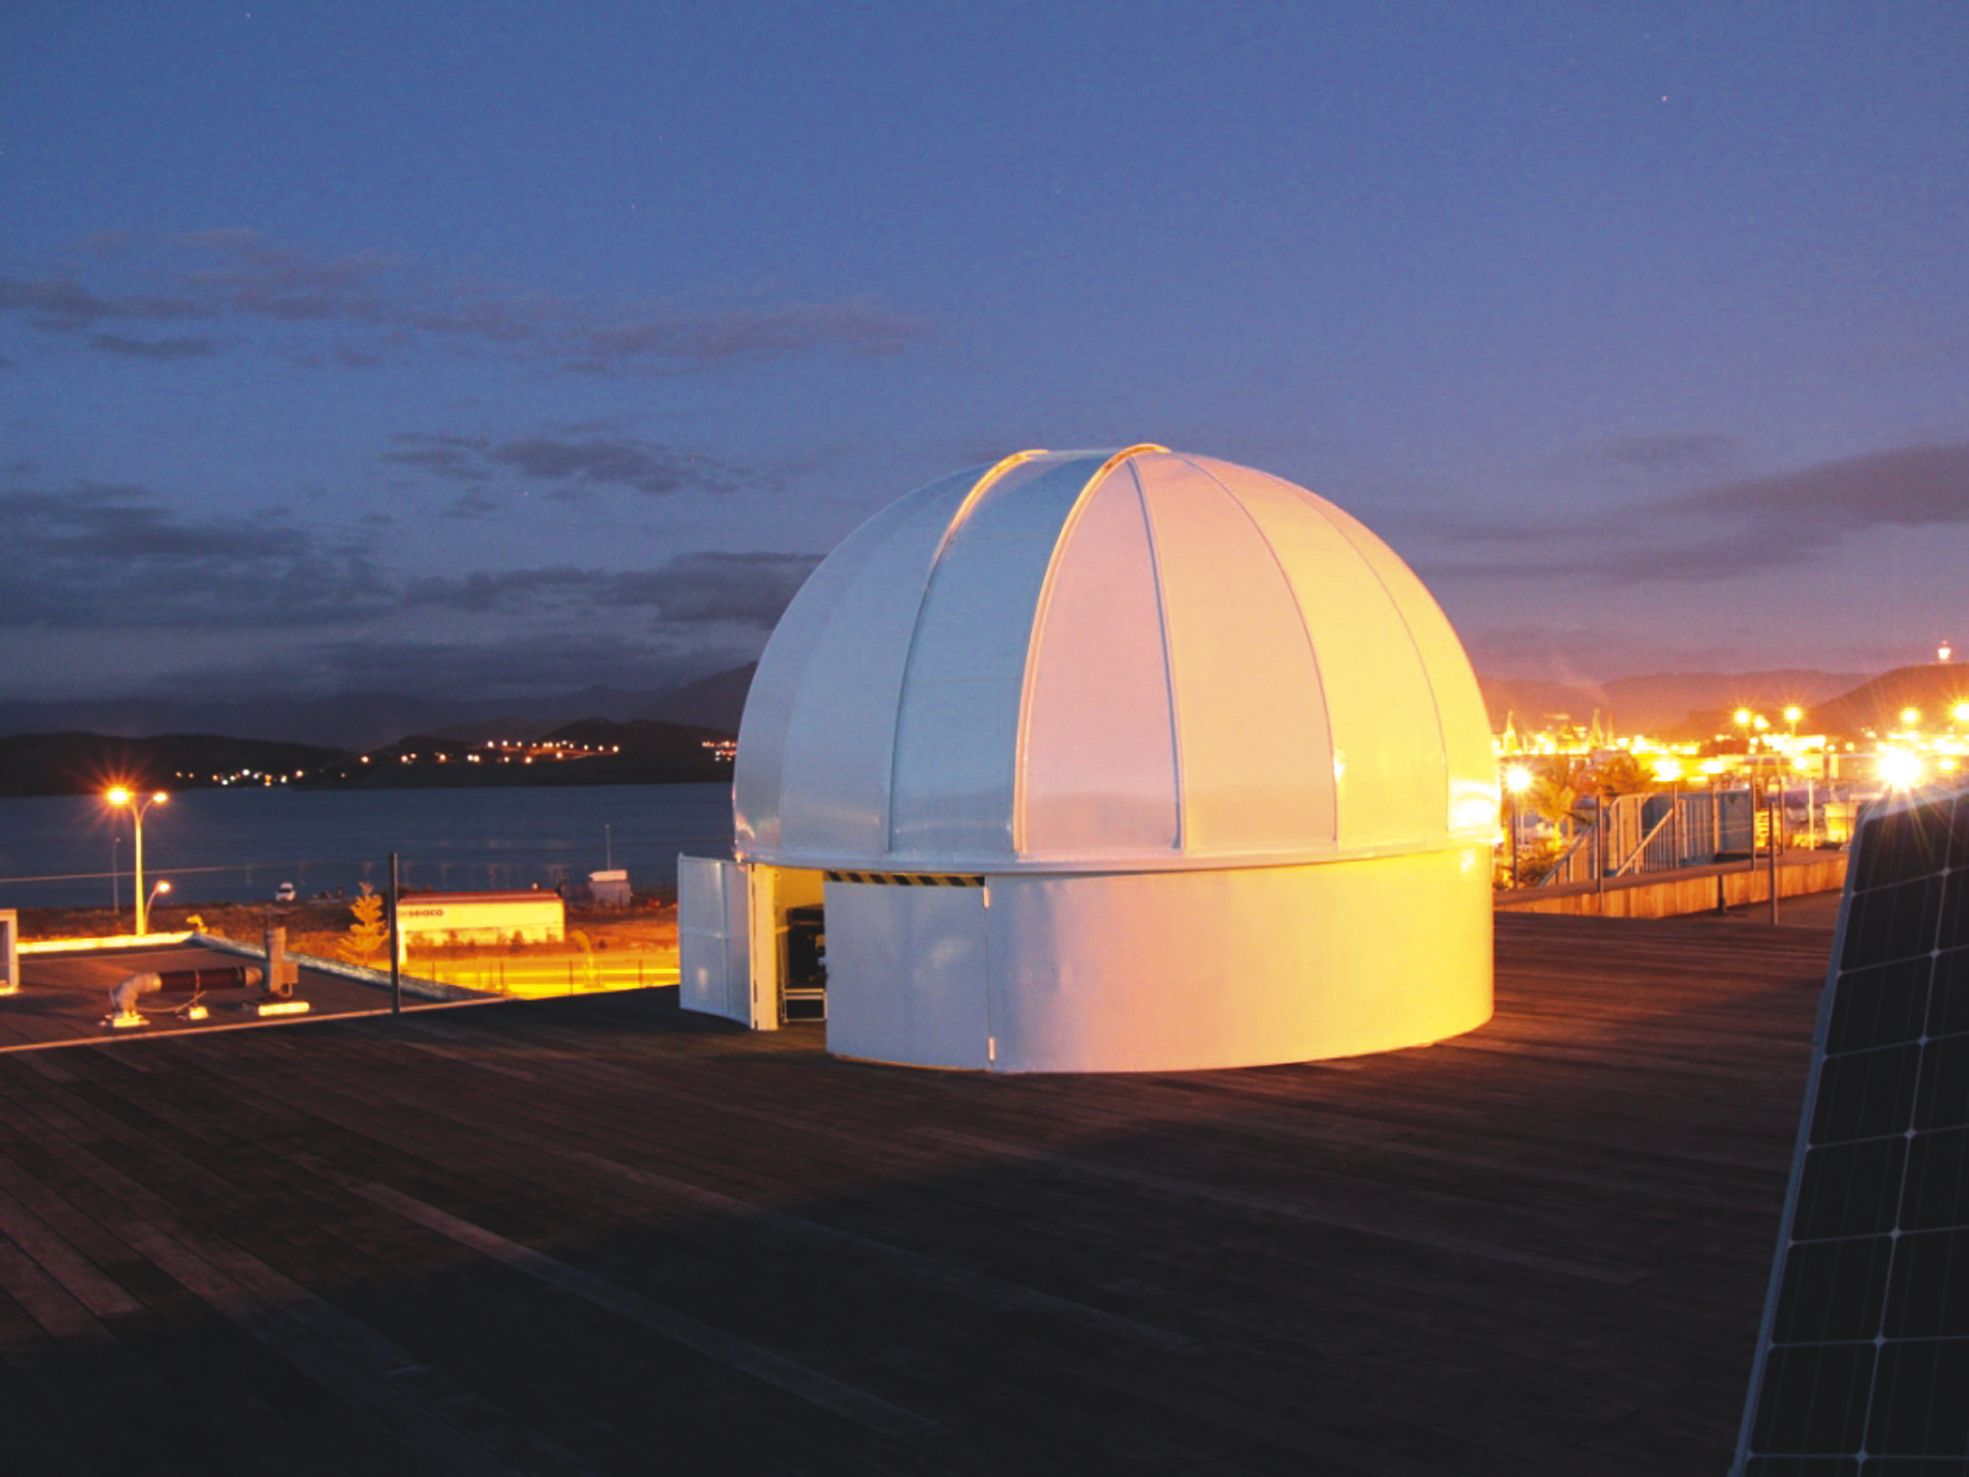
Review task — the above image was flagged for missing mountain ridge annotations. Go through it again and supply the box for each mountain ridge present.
[5,663,1959,793]
[0,665,761,753]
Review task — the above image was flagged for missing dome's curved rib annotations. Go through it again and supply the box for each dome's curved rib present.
[887,452,1113,859]
[1298,487,1494,837]
[879,450,1046,857]
[1178,453,1341,841]
[1254,467,1455,829]
[755,468,985,860]
[1010,444,1169,856]
[1129,457,1189,851]
[932,449,1048,564]
[1135,455,1337,854]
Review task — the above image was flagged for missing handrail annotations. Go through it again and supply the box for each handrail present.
[1531,825,1595,887]
[1613,808,1675,878]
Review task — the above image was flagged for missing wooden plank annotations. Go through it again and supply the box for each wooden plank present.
[357,1181,938,1439]
[0,914,1834,1474]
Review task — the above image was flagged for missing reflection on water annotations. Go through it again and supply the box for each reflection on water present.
[0,783,735,908]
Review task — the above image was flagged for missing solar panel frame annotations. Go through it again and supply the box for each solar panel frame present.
[1733,784,1969,1475]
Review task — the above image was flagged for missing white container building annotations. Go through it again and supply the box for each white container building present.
[396,890,566,947]
[681,446,1497,1072]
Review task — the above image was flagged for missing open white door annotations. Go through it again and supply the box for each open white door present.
[677,856,771,1029]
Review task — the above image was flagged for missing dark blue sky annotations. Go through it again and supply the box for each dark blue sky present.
[4,4,1966,703]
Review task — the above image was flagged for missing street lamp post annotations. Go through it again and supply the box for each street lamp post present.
[1768,778,1782,926]
[1503,765,1533,888]
[106,787,169,934]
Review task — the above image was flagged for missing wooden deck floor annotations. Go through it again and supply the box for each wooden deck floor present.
[0,913,1832,1475]
[3,944,450,1051]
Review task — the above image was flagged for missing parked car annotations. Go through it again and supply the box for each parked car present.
[274,881,297,902]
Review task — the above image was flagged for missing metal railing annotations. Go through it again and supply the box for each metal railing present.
[1516,783,1862,890]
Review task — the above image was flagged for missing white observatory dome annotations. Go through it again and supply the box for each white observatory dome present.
[706,446,1498,1074]
[736,446,1497,870]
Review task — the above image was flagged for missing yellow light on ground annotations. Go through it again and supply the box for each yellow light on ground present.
[1942,758,1961,774]
[1879,749,1924,788]
[1503,764,1533,796]
[1652,758,1683,783]
[1700,758,1727,776]
[1753,715,1770,731]
[1901,707,1922,727]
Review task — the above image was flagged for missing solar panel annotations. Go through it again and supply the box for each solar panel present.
[1734,784,1969,1475]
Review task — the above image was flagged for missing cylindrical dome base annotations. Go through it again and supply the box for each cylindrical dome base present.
[823,844,1494,1073]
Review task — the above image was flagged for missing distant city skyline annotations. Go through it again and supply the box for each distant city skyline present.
[4,5,1966,704]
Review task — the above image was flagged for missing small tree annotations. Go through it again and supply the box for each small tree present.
[338,882,390,966]
[1591,752,1655,799]
[1527,761,1593,834]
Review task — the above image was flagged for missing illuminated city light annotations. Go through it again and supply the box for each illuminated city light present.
[1878,749,1924,788]
[1502,764,1533,796]
[1901,707,1922,727]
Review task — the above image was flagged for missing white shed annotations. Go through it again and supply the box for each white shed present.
[691,446,1497,1072]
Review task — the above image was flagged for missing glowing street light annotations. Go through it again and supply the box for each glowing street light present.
[105,787,169,933]
[1878,749,1924,789]
[1953,701,1969,726]
[1783,705,1803,735]
[1900,707,1922,729]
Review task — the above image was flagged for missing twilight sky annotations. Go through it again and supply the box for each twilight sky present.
[4,4,1967,705]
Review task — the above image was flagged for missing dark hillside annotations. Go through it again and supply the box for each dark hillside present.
[0,731,348,797]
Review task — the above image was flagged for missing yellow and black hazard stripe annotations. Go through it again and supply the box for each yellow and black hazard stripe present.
[824,870,985,888]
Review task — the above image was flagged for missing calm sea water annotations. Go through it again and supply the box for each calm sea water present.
[0,783,736,909]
